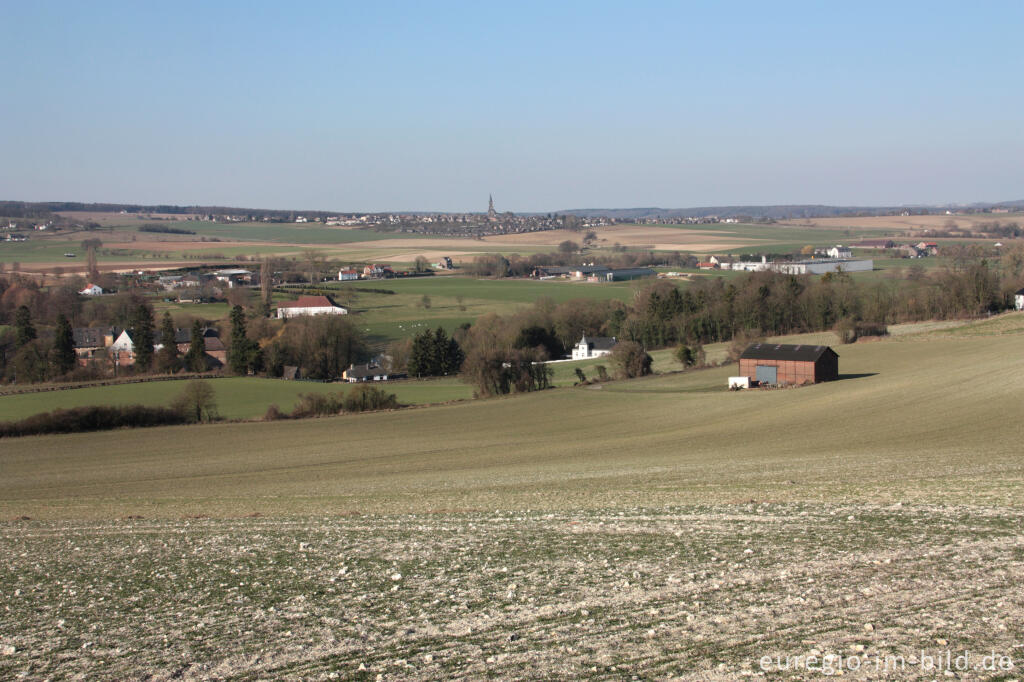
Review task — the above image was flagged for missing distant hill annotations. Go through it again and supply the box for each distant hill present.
[558,202,1024,220]
[2,199,1022,221]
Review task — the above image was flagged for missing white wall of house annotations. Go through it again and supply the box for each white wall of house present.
[79,285,103,296]
[770,259,873,275]
[109,330,134,353]
[571,337,614,360]
[276,305,348,319]
[1016,294,1024,311]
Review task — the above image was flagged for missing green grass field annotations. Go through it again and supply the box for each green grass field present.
[330,276,642,304]
[323,276,643,347]
[0,376,470,422]
[162,221,420,244]
[3,315,1024,678]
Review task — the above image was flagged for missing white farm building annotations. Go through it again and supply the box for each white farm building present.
[571,335,618,360]
[276,295,348,319]
[768,259,873,275]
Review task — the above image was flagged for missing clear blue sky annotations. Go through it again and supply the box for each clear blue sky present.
[2,1,1022,212]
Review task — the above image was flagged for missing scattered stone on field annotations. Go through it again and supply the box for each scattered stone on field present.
[0,504,1021,679]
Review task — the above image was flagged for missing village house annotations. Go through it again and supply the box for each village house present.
[276,295,348,319]
[337,269,359,281]
[342,363,406,382]
[826,245,853,259]
[737,343,839,386]
[108,329,137,367]
[72,327,118,365]
[1016,288,1024,311]
[571,335,618,360]
[79,283,103,296]
[363,264,394,279]
[170,327,227,366]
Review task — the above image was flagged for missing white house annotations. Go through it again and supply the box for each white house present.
[571,335,618,360]
[1016,288,1024,311]
[343,363,394,382]
[337,269,359,281]
[826,245,853,259]
[276,295,348,319]
[79,283,103,296]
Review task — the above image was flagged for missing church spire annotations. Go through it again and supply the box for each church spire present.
[488,194,497,219]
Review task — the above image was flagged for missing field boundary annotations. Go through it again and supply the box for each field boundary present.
[0,373,224,397]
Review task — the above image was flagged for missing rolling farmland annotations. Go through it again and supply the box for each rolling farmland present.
[2,317,1023,679]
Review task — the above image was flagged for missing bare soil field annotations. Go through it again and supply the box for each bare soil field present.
[778,212,1024,233]
[2,506,1021,680]
[487,225,762,251]
[335,226,762,263]
[2,319,1023,679]
[20,260,223,275]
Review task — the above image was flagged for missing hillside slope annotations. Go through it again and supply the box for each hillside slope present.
[2,318,1023,519]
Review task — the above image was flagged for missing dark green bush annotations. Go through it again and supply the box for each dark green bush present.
[0,405,189,438]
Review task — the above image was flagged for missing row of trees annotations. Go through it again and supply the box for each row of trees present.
[462,249,695,279]
[440,258,1024,396]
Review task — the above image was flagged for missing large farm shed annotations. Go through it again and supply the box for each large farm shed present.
[738,343,839,385]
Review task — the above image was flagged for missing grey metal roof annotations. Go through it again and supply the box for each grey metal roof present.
[72,327,116,348]
[586,336,618,351]
[346,363,383,378]
[739,343,837,362]
[607,267,655,276]
[173,327,219,344]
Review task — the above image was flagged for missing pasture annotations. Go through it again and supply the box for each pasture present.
[0,376,471,422]
[322,277,642,347]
